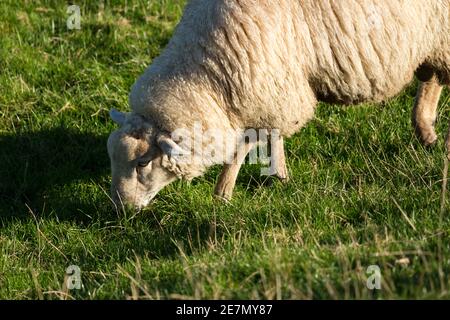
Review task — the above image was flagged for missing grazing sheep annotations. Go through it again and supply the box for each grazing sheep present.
[108,0,450,209]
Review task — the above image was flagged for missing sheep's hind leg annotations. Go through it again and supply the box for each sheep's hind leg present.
[412,77,443,146]
[444,85,450,159]
[214,141,257,201]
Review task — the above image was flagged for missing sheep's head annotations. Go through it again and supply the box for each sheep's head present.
[107,109,196,210]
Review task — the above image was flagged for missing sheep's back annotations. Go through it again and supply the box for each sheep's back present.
[304,0,447,104]
[132,0,448,136]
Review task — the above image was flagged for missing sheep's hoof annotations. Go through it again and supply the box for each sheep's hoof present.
[275,173,290,184]
[214,179,234,203]
[272,169,290,184]
[414,124,438,147]
[213,193,232,203]
[262,174,289,187]
[421,131,438,147]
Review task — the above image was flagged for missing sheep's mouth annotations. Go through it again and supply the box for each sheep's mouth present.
[110,188,156,212]
[138,191,158,209]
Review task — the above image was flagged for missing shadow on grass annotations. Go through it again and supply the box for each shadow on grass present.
[0,126,221,261]
[0,126,110,222]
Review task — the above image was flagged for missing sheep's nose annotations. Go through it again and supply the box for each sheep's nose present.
[111,188,145,212]
[111,189,127,208]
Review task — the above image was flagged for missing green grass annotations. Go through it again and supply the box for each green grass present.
[1,0,450,300]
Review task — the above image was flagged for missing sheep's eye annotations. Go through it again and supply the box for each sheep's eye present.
[137,160,151,168]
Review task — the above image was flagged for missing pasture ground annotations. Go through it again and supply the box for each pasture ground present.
[0,0,449,299]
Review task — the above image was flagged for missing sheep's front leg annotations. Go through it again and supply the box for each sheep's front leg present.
[270,135,289,182]
[412,77,443,146]
[214,135,289,201]
[214,141,257,201]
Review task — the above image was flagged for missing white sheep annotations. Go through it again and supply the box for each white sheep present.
[108,0,449,209]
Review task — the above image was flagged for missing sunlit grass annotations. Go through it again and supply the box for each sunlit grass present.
[0,0,449,299]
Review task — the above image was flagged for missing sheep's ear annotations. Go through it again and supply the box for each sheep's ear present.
[110,109,127,126]
[157,134,190,159]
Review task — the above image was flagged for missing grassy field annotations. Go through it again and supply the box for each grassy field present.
[1,0,450,300]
